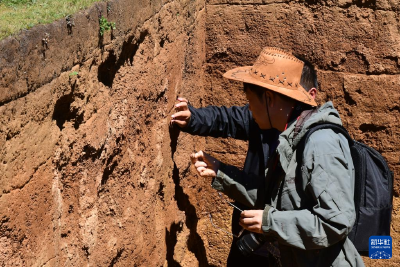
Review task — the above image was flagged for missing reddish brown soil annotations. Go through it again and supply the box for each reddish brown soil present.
[0,0,399,266]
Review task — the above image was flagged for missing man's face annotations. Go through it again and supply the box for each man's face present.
[245,84,297,131]
[245,88,270,130]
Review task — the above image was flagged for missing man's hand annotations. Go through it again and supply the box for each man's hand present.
[239,210,264,234]
[171,97,191,128]
[190,150,220,178]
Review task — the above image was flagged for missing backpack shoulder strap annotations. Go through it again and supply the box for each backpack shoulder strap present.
[295,123,355,187]
[296,123,353,164]
[301,123,354,147]
[294,123,355,208]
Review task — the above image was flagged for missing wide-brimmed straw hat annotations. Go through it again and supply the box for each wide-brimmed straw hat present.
[223,47,317,107]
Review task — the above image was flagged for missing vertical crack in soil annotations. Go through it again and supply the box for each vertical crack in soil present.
[82,245,90,258]
[100,147,121,187]
[343,89,357,106]
[98,30,149,88]
[169,127,210,266]
[101,161,118,185]
[108,248,124,267]
[169,127,180,158]
[165,222,183,267]
[157,182,165,201]
[342,80,356,107]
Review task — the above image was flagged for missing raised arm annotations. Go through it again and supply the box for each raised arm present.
[171,98,252,140]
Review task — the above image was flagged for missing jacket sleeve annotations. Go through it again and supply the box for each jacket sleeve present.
[180,104,251,140]
[211,162,265,209]
[262,130,356,250]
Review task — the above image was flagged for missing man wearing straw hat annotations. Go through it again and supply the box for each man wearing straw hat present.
[172,47,364,266]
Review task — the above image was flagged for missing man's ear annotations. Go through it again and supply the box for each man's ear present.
[309,88,317,99]
[264,91,273,107]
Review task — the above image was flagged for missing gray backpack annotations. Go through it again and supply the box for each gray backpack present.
[298,123,394,252]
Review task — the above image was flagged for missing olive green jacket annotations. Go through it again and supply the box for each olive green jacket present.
[212,102,365,267]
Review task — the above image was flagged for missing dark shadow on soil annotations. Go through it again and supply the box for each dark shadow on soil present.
[53,93,75,130]
[165,222,183,267]
[52,80,84,130]
[108,248,124,267]
[169,127,214,266]
[359,123,387,133]
[169,126,180,157]
[98,51,117,87]
[100,146,121,187]
[98,30,149,88]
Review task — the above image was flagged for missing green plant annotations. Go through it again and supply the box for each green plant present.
[0,0,102,40]
[99,16,115,36]
[2,0,35,8]
[69,71,79,76]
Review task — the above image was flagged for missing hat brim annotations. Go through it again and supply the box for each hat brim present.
[223,66,317,107]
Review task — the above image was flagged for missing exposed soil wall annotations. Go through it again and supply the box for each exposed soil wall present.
[0,0,399,266]
[0,0,209,266]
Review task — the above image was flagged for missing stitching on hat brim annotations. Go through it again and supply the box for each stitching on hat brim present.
[223,66,317,107]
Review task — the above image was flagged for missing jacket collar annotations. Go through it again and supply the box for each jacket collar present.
[277,101,343,173]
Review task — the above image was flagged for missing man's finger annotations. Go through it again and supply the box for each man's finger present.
[175,102,188,111]
[239,217,257,225]
[241,210,262,217]
[171,119,187,127]
[241,210,255,218]
[190,151,203,162]
[190,153,197,164]
[171,111,190,120]
[194,151,204,160]
[177,97,188,103]
[197,166,206,173]
[190,151,204,165]
[195,161,207,168]
[199,169,216,177]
